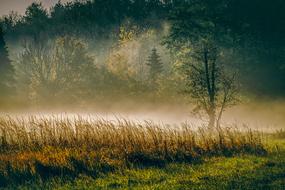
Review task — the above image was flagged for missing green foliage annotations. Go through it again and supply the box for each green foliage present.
[2,136,285,189]
[23,2,49,41]
[165,1,243,126]
[0,0,284,100]
[0,25,14,100]
[15,36,95,105]
[146,48,164,84]
[0,0,284,106]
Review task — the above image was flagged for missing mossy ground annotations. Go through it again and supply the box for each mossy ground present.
[4,139,285,190]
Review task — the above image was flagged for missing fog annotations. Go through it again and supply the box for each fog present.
[1,99,284,133]
[0,0,284,134]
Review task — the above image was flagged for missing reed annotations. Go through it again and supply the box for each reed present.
[0,115,266,186]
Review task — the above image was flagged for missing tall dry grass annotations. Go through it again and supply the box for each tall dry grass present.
[0,115,266,186]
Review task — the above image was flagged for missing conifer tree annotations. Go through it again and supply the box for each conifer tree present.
[146,47,163,82]
[0,25,14,96]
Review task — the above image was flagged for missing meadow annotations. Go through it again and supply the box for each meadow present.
[0,115,284,189]
[0,0,285,189]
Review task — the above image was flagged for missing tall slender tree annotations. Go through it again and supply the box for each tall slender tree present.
[0,25,14,97]
[146,47,163,83]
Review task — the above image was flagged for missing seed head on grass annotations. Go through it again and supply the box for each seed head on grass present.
[0,115,266,187]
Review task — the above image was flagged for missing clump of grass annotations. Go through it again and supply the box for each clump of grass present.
[272,129,285,139]
[0,115,266,187]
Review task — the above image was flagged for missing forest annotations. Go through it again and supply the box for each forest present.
[0,0,285,189]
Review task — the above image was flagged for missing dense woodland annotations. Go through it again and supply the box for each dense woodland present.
[0,0,284,113]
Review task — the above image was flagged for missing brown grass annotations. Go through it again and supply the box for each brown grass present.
[0,115,266,186]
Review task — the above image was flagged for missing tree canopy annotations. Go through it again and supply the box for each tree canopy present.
[0,0,284,111]
[0,25,14,98]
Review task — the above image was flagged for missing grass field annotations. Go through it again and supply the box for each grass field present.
[0,115,284,190]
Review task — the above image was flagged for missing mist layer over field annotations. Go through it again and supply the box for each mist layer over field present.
[1,99,284,132]
[1,2,285,189]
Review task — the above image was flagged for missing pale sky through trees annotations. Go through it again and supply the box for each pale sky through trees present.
[0,0,71,16]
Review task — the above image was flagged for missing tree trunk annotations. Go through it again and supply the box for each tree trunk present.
[203,46,216,128]
[216,93,227,127]
[208,107,216,128]
[216,110,222,127]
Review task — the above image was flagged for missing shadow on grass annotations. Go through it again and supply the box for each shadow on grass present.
[227,154,285,189]
[193,152,285,190]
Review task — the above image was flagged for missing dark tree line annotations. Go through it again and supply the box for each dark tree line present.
[0,0,284,124]
[0,25,14,103]
[165,0,285,97]
[1,0,170,42]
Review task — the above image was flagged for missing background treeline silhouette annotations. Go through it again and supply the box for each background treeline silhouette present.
[0,0,284,108]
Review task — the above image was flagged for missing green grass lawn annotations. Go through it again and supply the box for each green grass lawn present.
[5,139,285,190]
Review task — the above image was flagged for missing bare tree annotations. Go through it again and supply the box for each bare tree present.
[184,39,239,127]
